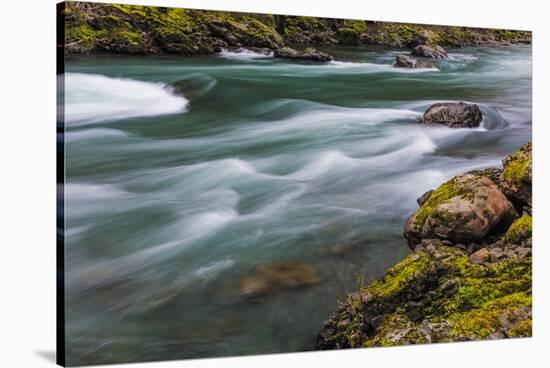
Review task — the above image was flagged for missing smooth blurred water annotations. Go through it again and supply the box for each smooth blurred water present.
[61,45,531,365]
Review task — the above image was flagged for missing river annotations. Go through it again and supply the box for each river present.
[60,45,531,365]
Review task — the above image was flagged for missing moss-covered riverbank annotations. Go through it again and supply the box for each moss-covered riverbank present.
[61,2,531,56]
[317,143,532,348]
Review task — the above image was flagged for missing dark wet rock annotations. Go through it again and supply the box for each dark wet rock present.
[208,22,229,37]
[500,142,532,207]
[239,262,321,298]
[412,44,448,59]
[422,102,483,128]
[394,55,434,69]
[166,75,217,99]
[274,46,333,62]
[404,174,517,248]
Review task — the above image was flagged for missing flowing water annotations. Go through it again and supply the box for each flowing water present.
[61,45,532,365]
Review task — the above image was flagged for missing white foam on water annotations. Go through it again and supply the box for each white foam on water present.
[67,128,129,141]
[63,73,189,125]
[289,150,359,181]
[218,48,274,60]
[327,60,439,73]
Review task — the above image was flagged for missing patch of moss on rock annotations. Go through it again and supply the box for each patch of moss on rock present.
[414,177,467,226]
[505,215,532,244]
[500,142,532,207]
[317,243,532,348]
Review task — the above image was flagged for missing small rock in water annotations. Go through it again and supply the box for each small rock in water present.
[274,46,333,62]
[412,44,448,59]
[422,102,483,128]
[394,55,434,69]
[239,262,321,298]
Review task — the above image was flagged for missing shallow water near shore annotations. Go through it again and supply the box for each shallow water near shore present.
[61,45,531,365]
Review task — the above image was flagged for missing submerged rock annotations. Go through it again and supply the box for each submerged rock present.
[412,44,448,59]
[500,142,532,208]
[274,46,333,62]
[404,174,517,248]
[166,75,217,99]
[422,102,483,128]
[394,55,434,69]
[239,262,321,298]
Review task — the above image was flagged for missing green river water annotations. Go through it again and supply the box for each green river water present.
[61,45,531,365]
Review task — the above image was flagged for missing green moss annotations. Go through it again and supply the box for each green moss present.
[508,319,532,337]
[503,154,531,185]
[364,252,432,299]
[238,18,283,47]
[335,27,361,45]
[343,20,366,34]
[323,243,532,347]
[65,23,98,50]
[505,215,532,243]
[448,292,531,339]
[414,176,469,226]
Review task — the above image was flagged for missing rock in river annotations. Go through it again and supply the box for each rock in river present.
[422,102,483,128]
[412,44,448,59]
[404,173,518,248]
[274,46,333,62]
[394,55,434,69]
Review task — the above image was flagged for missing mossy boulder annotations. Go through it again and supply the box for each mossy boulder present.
[504,215,532,244]
[317,243,531,348]
[335,27,361,45]
[500,142,532,208]
[404,174,517,248]
[422,102,483,128]
[232,18,284,49]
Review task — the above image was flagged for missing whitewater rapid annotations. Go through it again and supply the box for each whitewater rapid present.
[62,45,532,365]
[62,72,188,125]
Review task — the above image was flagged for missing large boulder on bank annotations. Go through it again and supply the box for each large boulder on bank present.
[404,174,517,248]
[394,55,434,69]
[412,44,448,59]
[274,46,333,62]
[500,142,532,207]
[422,102,483,128]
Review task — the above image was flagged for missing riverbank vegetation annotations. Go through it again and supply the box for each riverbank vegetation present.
[61,2,531,56]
